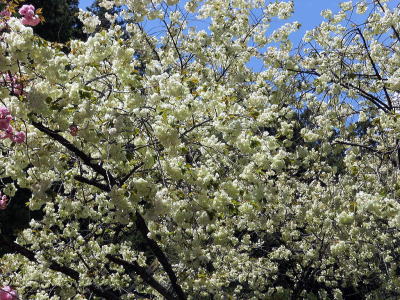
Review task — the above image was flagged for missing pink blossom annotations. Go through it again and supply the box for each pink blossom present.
[18,4,40,27]
[9,76,23,95]
[0,195,8,210]
[0,8,10,31]
[0,74,23,95]
[0,107,12,130]
[21,15,40,27]
[12,82,23,95]
[18,5,35,17]
[0,116,12,130]
[0,106,25,144]
[12,131,25,144]
[0,106,11,118]
[0,286,18,300]
[0,9,11,18]
[0,106,26,144]
[0,125,14,140]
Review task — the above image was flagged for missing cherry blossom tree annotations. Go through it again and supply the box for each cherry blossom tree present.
[0,0,399,299]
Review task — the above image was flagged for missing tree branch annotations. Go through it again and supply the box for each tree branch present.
[74,175,111,192]
[289,67,390,112]
[334,140,391,155]
[0,235,120,299]
[375,0,400,43]
[135,213,186,300]
[119,162,145,186]
[180,118,212,139]
[356,28,392,109]
[31,121,117,187]
[106,254,175,299]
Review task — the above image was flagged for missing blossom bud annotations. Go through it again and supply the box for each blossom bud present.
[0,125,14,140]
[0,286,18,300]
[0,107,12,130]
[0,9,11,18]
[0,195,8,210]
[12,131,26,144]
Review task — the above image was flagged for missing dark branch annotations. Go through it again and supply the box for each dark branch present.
[74,175,112,192]
[119,162,145,186]
[31,121,117,187]
[334,140,391,155]
[106,254,175,299]
[180,118,212,139]
[135,213,186,300]
[375,0,400,43]
[356,28,392,109]
[136,23,162,63]
[338,80,389,112]
[289,66,389,112]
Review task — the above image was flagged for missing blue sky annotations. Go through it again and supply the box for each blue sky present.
[78,0,343,43]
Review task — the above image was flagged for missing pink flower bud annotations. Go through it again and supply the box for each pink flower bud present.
[0,74,24,95]
[0,116,11,130]
[0,106,10,118]
[12,131,25,144]
[0,286,18,300]
[0,125,14,140]
[15,84,23,95]
[10,78,23,95]
[0,10,11,18]
[0,195,8,210]
[0,107,12,130]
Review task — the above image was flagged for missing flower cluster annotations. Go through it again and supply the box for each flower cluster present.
[0,6,11,31]
[18,4,40,27]
[0,286,18,300]
[0,9,11,18]
[0,73,23,95]
[0,3,41,28]
[0,107,25,143]
[0,0,399,299]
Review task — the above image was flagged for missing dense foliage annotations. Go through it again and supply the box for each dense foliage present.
[0,0,399,299]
